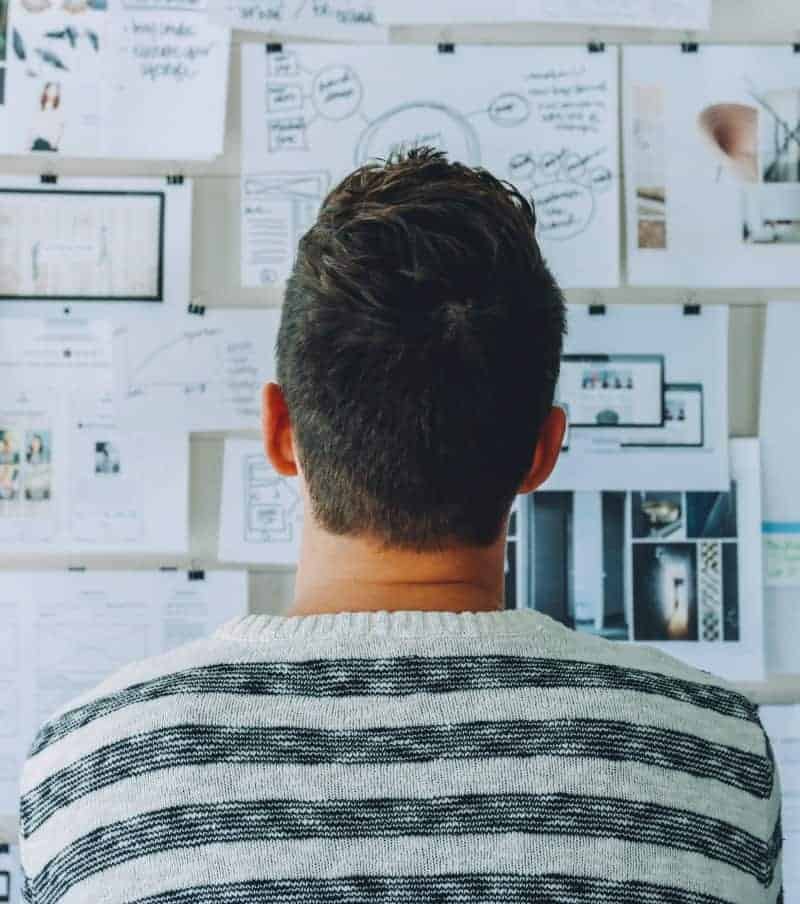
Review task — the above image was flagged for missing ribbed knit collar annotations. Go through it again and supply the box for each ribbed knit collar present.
[215,608,556,642]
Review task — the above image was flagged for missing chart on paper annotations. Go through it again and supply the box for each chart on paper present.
[241,44,620,288]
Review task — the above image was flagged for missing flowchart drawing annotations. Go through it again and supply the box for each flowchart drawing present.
[241,44,621,289]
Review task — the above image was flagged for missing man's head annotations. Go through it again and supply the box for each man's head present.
[265,147,566,552]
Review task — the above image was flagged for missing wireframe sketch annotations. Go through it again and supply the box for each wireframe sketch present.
[244,453,301,544]
[242,45,620,287]
[0,188,163,299]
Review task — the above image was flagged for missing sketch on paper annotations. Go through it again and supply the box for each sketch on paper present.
[546,305,728,492]
[0,187,164,300]
[514,440,763,680]
[243,452,301,544]
[242,45,620,288]
[625,46,800,287]
[113,309,280,432]
[1,0,230,158]
[219,438,303,565]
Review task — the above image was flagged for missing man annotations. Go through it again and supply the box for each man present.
[20,149,782,903]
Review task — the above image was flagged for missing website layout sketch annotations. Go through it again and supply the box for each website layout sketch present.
[0,188,164,301]
[242,172,330,287]
[114,308,280,431]
[0,0,230,158]
[212,0,385,40]
[244,453,300,544]
[241,43,620,287]
[624,46,800,287]
[517,439,763,680]
[219,438,302,565]
[545,304,728,492]
[558,354,664,427]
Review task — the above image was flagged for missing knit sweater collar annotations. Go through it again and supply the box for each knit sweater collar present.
[215,608,555,642]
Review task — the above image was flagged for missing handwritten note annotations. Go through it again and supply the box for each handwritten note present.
[241,44,620,288]
[1,0,230,158]
[210,0,386,40]
[764,528,800,588]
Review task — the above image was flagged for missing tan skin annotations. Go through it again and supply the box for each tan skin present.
[262,382,566,618]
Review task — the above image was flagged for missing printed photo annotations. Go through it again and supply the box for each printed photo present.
[631,491,684,540]
[95,440,121,475]
[23,430,52,501]
[686,482,738,539]
[528,491,629,641]
[0,427,21,502]
[633,83,667,249]
[632,542,698,641]
[0,0,7,64]
[622,384,704,449]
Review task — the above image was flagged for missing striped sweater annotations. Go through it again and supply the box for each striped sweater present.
[19,609,783,904]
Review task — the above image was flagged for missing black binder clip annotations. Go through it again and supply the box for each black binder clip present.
[437,43,455,54]
[68,565,87,572]
[166,174,184,186]
[40,173,58,184]
[588,41,605,53]
[266,42,283,53]
[794,43,800,53]
[589,304,607,316]
[188,570,206,581]
[188,302,206,316]
[681,42,699,53]
[683,304,702,316]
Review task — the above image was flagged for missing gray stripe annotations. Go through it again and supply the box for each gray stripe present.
[127,874,736,904]
[20,718,773,838]
[28,793,774,904]
[29,656,758,756]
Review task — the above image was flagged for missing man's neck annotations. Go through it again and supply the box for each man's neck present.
[287,522,507,617]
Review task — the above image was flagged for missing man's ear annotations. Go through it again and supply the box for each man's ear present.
[262,382,298,477]
[518,406,566,495]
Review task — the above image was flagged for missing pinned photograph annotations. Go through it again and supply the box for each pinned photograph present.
[0,427,21,502]
[632,542,698,641]
[631,491,685,539]
[22,430,51,501]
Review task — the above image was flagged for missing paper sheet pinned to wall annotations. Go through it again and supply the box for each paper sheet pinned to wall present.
[760,705,800,902]
[545,304,729,492]
[0,0,230,158]
[219,438,302,566]
[0,175,192,314]
[377,0,711,29]
[761,302,800,674]
[113,307,280,432]
[240,43,620,289]
[0,317,189,554]
[624,46,800,287]
[209,0,386,40]
[0,570,248,818]
[519,438,764,681]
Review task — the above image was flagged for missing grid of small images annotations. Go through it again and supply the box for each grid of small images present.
[525,480,740,644]
[0,426,53,516]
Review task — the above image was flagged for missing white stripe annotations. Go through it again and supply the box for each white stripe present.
[21,683,765,792]
[22,753,770,876]
[55,834,767,904]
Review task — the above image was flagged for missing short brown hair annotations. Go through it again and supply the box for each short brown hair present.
[277,147,565,550]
